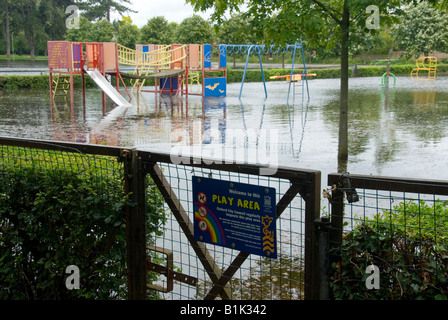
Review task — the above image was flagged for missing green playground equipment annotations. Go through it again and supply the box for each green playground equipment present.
[380,71,396,86]
[377,58,398,86]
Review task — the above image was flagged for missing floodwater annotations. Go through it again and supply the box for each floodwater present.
[1,75,448,186]
[0,59,48,75]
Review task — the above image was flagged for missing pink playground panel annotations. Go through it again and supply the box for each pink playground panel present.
[188,44,200,69]
[48,41,71,70]
[86,43,98,69]
[84,42,118,71]
[103,42,118,70]
[171,44,184,69]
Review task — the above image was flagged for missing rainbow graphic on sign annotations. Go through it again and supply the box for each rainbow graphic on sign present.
[194,204,225,245]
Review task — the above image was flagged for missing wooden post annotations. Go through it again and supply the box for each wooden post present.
[301,172,322,300]
[49,71,54,116]
[124,150,148,300]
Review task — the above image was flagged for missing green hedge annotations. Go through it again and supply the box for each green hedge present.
[0,75,49,90]
[0,74,96,90]
[330,201,448,300]
[0,146,166,299]
[1,63,447,90]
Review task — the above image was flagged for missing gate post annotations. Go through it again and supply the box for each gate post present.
[326,173,347,300]
[329,175,345,262]
[124,149,147,300]
[316,216,331,300]
[302,171,321,300]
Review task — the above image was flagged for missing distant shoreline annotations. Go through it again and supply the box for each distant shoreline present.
[1,63,447,89]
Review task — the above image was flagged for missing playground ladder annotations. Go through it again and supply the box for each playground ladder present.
[131,65,153,93]
[290,76,303,106]
[52,74,70,101]
[184,71,201,90]
[287,41,310,106]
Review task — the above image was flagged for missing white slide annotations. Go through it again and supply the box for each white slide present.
[86,69,132,107]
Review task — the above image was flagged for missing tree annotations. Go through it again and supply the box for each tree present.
[188,0,407,165]
[166,22,179,44]
[139,16,176,44]
[0,0,11,59]
[76,0,136,22]
[37,0,72,41]
[65,17,114,42]
[175,15,215,44]
[0,0,71,58]
[18,0,42,60]
[116,16,139,48]
[90,18,115,42]
[64,17,93,41]
[393,2,448,58]
[215,13,257,44]
[216,13,259,67]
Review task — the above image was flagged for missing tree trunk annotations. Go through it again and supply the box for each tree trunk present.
[107,0,111,22]
[20,2,36,61]
[29,45,36,61]
[337,2,350,170]
[5,0,10,60]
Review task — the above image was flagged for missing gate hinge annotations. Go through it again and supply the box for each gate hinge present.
[146,246,198,293]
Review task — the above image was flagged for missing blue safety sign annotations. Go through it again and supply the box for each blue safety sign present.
[192,176,277,258]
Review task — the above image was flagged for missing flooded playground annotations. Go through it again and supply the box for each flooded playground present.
[1,75,448,183]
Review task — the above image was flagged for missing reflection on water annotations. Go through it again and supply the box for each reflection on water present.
[1,76,448,182]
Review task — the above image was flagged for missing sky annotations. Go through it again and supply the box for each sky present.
[110,0,215,27]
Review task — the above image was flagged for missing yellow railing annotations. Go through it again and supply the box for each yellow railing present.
[117,44,187,70]
[118,44,187,93]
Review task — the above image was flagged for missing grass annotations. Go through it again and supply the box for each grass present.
[0,54,48,61]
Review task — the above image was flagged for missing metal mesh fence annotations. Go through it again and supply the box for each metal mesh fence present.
[0,143,123,179]
[10,136,448,300]
[0,138,320,300]
[327,174,448,299]
[147,162,308,300]
[0,142,129,299]
[5,137,447,300]
[341,189,448,235]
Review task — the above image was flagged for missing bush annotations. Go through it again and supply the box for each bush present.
[0,146,167,299]
[0,75,95,90]
[330,201,448,300]
[0,75,49,90]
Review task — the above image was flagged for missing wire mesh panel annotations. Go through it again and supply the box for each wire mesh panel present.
[145,160,313,300]
[327,173,448,300]
[0,141,131,299]
[0,137,321,300]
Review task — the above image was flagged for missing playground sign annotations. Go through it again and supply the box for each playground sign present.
[192,176,277,259]
[48,41,71,70]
